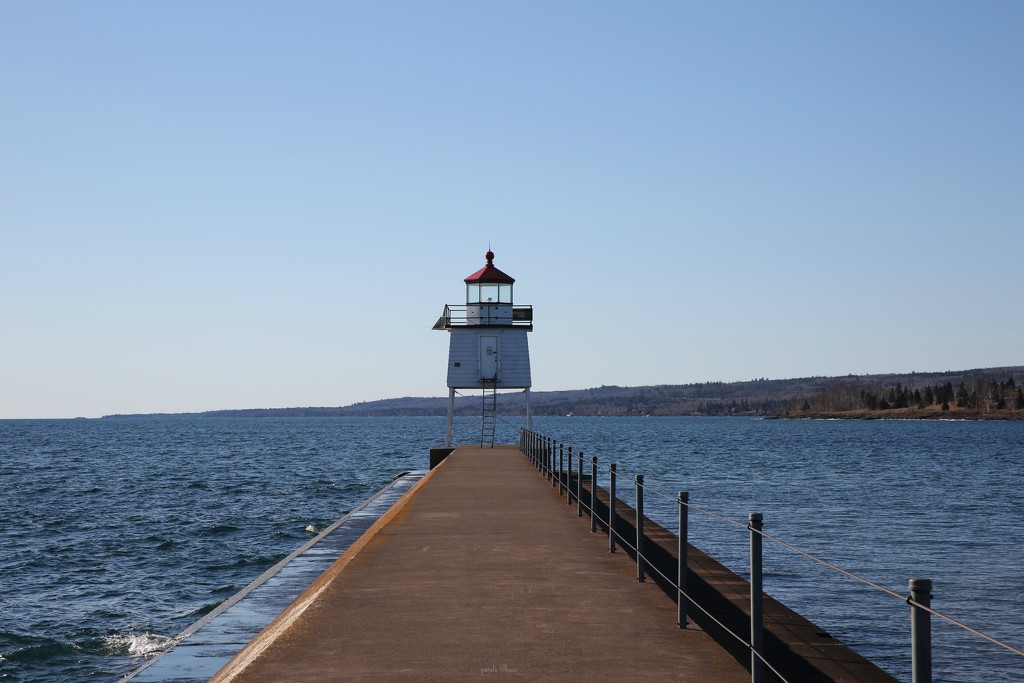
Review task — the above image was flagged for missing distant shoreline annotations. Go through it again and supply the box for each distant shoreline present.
[781,407,1024,421]
[89,364,1024,421]
[92,410,1024,421]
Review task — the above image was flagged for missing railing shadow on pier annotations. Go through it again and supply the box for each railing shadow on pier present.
[519,429,1024,683]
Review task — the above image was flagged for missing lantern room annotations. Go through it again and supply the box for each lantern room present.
[464,250,515,325]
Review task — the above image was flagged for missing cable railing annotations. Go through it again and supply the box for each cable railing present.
[518,428,1024,683]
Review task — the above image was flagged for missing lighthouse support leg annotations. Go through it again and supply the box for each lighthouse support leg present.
[445,388,456,447]
[525,388,532,432]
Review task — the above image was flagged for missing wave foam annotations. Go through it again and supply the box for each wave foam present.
[105,632,171,657]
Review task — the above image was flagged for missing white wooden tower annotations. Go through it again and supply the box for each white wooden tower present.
[432,250,533,446]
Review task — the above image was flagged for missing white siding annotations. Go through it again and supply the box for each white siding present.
[447,328,531,388]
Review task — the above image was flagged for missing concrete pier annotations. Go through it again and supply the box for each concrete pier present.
[125,472,426,682]
[210,446,748,682]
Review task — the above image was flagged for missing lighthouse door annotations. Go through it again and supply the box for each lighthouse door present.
[480,336,499,380]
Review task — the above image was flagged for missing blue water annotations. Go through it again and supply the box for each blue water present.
[1,417,1021,682]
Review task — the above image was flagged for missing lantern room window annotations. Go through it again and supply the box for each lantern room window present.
[467,282,512,304]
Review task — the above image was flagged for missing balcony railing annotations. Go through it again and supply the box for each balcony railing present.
[433,304,533,330]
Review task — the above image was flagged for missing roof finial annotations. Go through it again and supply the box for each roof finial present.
[485,244,494,265]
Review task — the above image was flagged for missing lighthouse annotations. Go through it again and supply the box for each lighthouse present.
[432,250,533,446]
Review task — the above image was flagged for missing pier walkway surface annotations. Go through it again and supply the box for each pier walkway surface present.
[211,446,748,682]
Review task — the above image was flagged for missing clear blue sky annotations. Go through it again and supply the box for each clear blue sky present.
[2,2,1021,418]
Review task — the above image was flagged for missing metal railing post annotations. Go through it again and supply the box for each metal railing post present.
[590,456,598,532]
[546,438,552,483]
[910,578,933,683]
[608,463,617,553]
[566,446,573,504]
[551,440,558,489]
[543,437,548,479]
[576,451,583,517]
[749,512,764,683]
[636,474,645,582]
[561,444,569,497]
[678,491,689,628]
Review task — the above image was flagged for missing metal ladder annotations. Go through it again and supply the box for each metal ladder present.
[480,381,497,447]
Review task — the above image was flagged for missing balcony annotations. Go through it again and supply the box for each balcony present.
[432,304,533,330]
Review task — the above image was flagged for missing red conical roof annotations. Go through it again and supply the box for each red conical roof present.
[464,250,515,284]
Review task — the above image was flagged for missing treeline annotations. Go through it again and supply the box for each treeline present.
[104,366,1024,420]
[694,399,785,416]
[529,382,800,417]
[799,377,1024,415]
